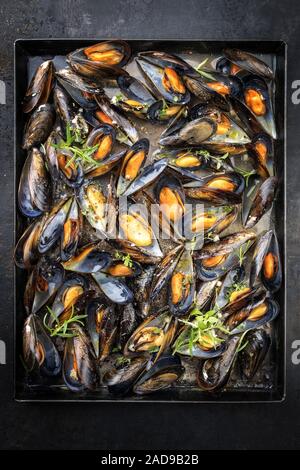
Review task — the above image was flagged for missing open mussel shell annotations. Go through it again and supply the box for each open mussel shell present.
[133,354,184,395]
[190,70,243,99]
[189,104,250,146]
[147,100,184,123]
[104,355,149,396]
[124,311,177,361]
[63,323,98,392]
[159,117,217,146]
[14,217,44,269]
[86,298,117,360]
[56,68,101,110]
[149,245,184,302]
[118,204,163,258]
[197,335,241,392]
[249,229,273,287]
[105,258,142,278]
[261,232,282,293]
[18,148,52,217]
[184,74,230,111]
[239,329,271,379]
[196,237,254,282]
[117,138,149,196]
[85,149,126,179]
[117,74,156,109]
[82,40,131,67]
[223,48,274,80]
[184,206,237,244]
[92,272,134,305]
[95,94,139,145]
[122,158,168,197]
[23,104,55,150]
[62,244,111,273]
[31,259,64,314]
[228,297,280,334]
[185,172,245,205]
[242,75,276,139]
[243,176,278,229]
[51,273,90,320]
[214,56,242,76]
[77,180,109,236]
[23,60,53,113]
[137,50,193,73]
[85,124,116,164]
[214,265,246,309]
[38,197,73,254]
[169,250,195,316]
[247,133,273,179]
[56,148,84,188]
[23,314,61,376]
[154,174,185,229]
[60,198,82,262]
[137,58,190,105]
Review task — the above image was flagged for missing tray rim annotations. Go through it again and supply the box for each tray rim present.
[14,38,287,404]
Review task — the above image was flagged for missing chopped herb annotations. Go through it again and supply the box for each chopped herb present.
[148,346,160,354]
[173,308,229,357]
[115,356,131,367]
[226,281,248,301]
[43,305,87,339]
[114,251,133,268]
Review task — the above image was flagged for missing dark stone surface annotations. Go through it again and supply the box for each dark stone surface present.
[0,0,299,450]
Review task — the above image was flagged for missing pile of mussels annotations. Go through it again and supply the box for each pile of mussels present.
[16,41,282,396]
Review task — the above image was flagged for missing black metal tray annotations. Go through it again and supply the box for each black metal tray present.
[14,39,286,402]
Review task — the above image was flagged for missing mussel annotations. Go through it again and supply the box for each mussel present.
[159,117,217,146]
[137,58,190,105]
[85,124,116,163]
[239,329,271,379]
[51,273,89,320]
[60,198,82,262]
[77,181,110,236]
[228,297,279,334]
[243,176,278,229]
[249,230,273,286]
[14,217,44,269]
[18,148,51,217]
[242,75,276,139]
[23,60,54,113]
[169,249,195,316]
[261,232,282,293]
[154,174,185,234]
[223,48,274,80]
[116,138,149,196]
[197,335,241,392]
[174,324,226,359]
[23,314,61,376]
[31,259,64,314]
[62,244,111,273]
[103,354,149,396]
[23,104,55,150]
[86,298,117,360]
[184,172,245,205]
[63,323,98,392]
[116,74,156,118]
[38,198,73,254]
[124,311,177,361]
[56,68,102,110]
[92,271,134,305]
[247,133,273,179]
[133,354,184,395]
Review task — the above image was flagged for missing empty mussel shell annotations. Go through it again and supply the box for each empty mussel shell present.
[103,354,149,396]
[86,298,117,360]
[62,244,111,273]
[31,259,65,314]
[243,176,278,229]
[92,272,134,305]
[223,48,274,80]
[14,217,44,269]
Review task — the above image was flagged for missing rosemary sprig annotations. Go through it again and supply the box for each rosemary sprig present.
[234,165,256,187]
[43,305,87,339]
[195,149,230,170]
[195,58,215,81]
[237,240,252,266]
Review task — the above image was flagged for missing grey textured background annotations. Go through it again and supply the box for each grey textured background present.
[0,0,299,450]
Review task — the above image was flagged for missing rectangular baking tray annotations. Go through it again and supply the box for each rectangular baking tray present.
[14,39,286,402]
